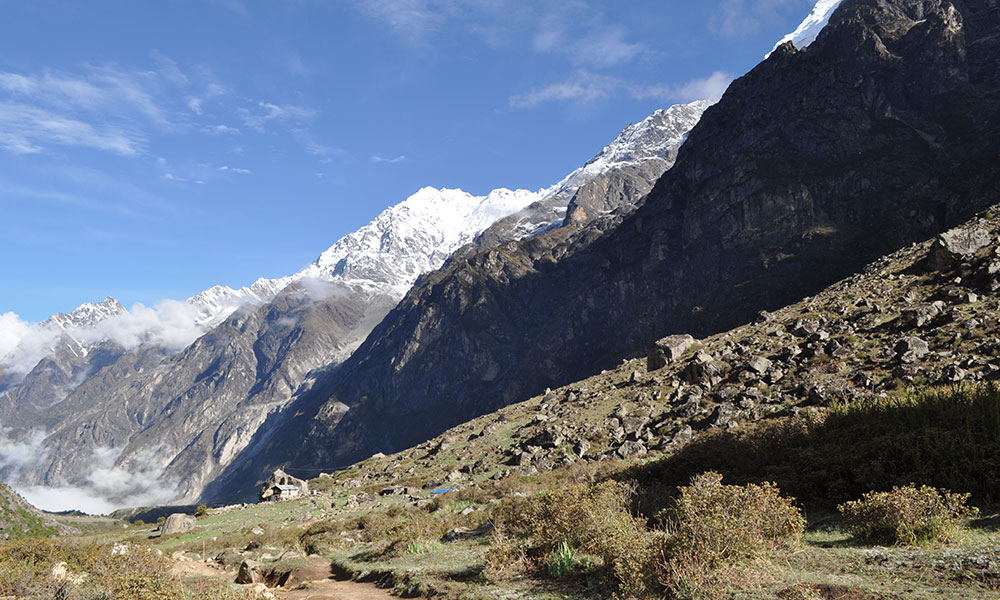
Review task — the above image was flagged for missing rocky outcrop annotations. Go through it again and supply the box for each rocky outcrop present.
[209,0,1000,493]
[159,513,196,536]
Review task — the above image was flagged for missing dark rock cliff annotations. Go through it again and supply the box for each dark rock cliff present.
[211,0,1000,496]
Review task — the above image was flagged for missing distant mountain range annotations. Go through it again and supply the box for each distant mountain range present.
[0,100,708,511]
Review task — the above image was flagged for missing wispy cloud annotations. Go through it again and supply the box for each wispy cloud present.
[239,101,318,131]
[217,165,251,174]
[371,154,407,164]
[509,70,734,109]
[163,173,205,185]
[0,61,230,157]
[0,101,141,155]
[353,0,648,69]
[205,124,241,135]
[532,11,647,69]
[352,0,448,44]
[710,0,803,38]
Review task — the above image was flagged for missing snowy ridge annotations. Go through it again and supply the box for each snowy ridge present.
[484,100,710,241]
[187,276,297,328]
[543,100,709,199]
[769,0,844,57]
[299,187,540,290]
[42,297,126,331]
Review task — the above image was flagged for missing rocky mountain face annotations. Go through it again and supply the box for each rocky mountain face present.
[214,0,1000,496]
[0,102,705,509]
[321,210,1000,503]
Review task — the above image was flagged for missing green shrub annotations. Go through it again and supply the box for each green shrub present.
[545,541,576,578]
[657,472,805,598]
[838,484,979,545]
[195,504,209,517]
[488,480,653,596]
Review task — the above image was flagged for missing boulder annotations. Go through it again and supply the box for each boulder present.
[747,356,772,374]
[235,559,263,584]
[896,336,930,363]
[616,441,647,459]
[159,513,196,537]
[929,227,991,269]
[647,334,695,371]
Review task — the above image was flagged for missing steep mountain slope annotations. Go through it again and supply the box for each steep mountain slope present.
[220,0,1000,493]
[0,102,706,509]
[323,210,1000,500]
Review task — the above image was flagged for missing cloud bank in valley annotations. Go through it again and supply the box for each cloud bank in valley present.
[0,429,179,514]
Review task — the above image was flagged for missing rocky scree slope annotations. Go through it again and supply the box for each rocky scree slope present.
[0,103,706,508]
[227,0,1000,487]
[326,213,1000,500]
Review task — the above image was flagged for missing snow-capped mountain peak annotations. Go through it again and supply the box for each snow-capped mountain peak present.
[299,186,541,290]
[769,0,844,57]
[42,297,126,331]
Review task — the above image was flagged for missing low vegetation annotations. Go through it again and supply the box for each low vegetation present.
[839,484,979,545]
[0,538,254,599]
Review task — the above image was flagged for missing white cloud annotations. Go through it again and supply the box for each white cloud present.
[509,71,620,108]
[0,61,234,157]
[371,154,407,164]
[0,313,31,361]
[510,70,734,109]
[10,443,179,514]
[217,165,251,174]
[0,101,141,155]
[710,0,803,38]
[239,101,318,131]
[672,71,735,103]
[0,429,47,474]
[206,124,241,135]
[353,0,446,43]
[532,15,646,69]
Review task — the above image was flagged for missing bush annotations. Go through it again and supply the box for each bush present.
[657,472,805,598]
[838,484,979,545]
[487,480,654,596]
[195,504,209,518]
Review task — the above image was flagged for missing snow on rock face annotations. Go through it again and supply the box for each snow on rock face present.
[769,0,844,57]
[299,187,540,290]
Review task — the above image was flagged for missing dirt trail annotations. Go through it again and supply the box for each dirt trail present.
[274,578,398,600]
[169,557,396,600]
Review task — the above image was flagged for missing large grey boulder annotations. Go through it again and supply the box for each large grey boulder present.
[160,513,196,536]
[929,227,991,269]
[896,337,930,363]
[647,334,696,371]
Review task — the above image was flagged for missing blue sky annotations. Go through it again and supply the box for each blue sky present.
[0,0,815,322]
